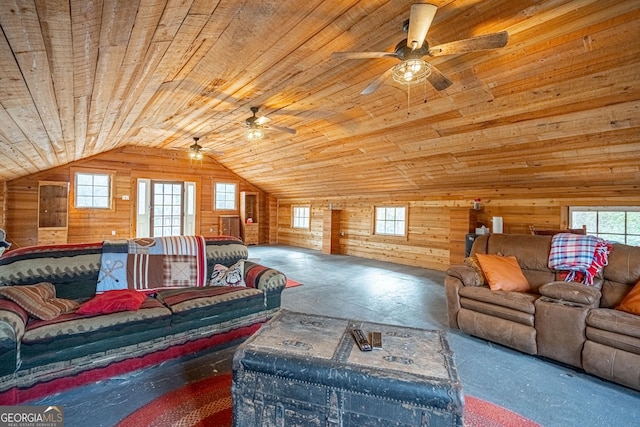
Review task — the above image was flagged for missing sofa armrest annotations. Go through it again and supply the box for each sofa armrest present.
[445,264,486,330]
[0,299,28,376]
[538,281,601,307]
[446,265,480,287]
[243,261,287,292]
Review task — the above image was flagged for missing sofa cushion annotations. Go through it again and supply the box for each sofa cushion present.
[460,298,534,326]
[23,298,170,343]
[616,280,640,315]
[155,286,266,326]
[477,234,553,273]
[458,286,538,314]
[457,309,537,355]
[20,298,172,368]
[476,254,531,292]
[586,308,640,340]
[76,289,147,315]
[586,326,640,355]
[603,243,640,284]
[539,281,601,306]
[0,282,79,320]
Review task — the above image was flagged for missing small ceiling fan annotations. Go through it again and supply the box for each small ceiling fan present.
[185,137,223,160]
[332,3,509,95]
[244,106,296,141]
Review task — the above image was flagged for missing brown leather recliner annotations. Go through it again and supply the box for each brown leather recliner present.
[445,234,640,391]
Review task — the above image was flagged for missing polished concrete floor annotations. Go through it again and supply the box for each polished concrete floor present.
[33,244,640,426]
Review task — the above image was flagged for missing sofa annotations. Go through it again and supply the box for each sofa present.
[445,233,640,391]
[0,235,286,404]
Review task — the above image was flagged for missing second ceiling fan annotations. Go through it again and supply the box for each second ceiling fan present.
[244,106,296,141]
[333,3,509,94]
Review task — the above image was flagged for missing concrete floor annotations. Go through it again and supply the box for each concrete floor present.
[33,244,640,426]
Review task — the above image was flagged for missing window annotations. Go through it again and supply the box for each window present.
[570,206,640,246]
[75,172,111,208]
[375,206,406,236]
[215,182,236,210]
[292,206,310,229]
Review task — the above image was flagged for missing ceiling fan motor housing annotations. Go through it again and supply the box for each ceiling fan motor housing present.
[395,39,429,60]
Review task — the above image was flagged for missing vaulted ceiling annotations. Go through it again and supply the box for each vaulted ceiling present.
[0,0,638,198]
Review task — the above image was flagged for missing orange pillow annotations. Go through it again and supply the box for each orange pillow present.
[475,253,531,292]
[616,280,640,315]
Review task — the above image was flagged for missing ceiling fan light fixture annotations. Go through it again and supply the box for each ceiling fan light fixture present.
[245,127,264,141]
[189,149,203,161]
[392,59,431,84]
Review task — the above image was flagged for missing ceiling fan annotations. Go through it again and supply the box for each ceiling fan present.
[332,3,509,95]
[244,106,296,141]
[185,137,223,161]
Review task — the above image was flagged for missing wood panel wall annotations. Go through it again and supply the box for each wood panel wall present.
[4,147,268,248]
[276,187,640,272]
[4,146,639,274]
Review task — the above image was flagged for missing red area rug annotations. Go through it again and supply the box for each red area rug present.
[285,278,303,288]
[117,373,540,427]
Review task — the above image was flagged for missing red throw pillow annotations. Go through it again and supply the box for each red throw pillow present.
[77,290,147,315]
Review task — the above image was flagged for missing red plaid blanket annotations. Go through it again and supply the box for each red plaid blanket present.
[548,233,611,286]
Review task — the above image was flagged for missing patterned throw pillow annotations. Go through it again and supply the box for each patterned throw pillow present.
[209,261,245,287]
[0,282,79,320]
[463,256,486,286]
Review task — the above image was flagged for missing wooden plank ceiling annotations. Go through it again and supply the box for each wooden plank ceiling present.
[0,0,638,198]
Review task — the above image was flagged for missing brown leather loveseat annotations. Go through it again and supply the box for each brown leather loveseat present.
[445,234,640,391]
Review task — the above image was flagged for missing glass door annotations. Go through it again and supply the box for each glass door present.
[151,181,184,237]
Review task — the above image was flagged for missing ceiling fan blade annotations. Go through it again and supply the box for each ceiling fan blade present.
[203,149,224,156]
[407,3,438,50]
[265,124,296,135]
[360,66,395,95]
[255,116,271,125]
[426,64,453,91]
[332,51,398,60]
[428,31,509,57]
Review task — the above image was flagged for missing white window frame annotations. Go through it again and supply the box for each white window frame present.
[74,171,112,209]
[292,206,310,229]
[374,206,407,237]
[569,206,640,246]
[214,182,237,210]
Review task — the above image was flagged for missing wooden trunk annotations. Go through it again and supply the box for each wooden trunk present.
[232,310,464,427]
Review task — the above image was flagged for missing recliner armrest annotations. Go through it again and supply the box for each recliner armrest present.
[538,281,601,307]
[446,265,481,287]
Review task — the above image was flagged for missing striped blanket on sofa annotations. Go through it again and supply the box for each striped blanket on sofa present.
[97,236,207,293]
[548,233,611,286]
